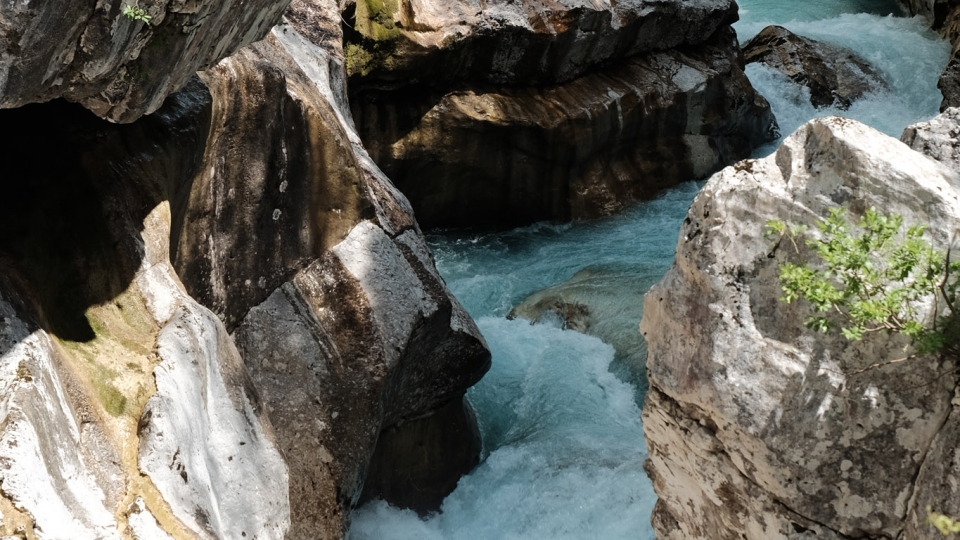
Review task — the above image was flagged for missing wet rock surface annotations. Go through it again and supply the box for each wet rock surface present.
[641,116,960,539]
[743,25,887,109]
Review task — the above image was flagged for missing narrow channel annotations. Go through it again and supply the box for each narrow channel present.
[348,1,949,537]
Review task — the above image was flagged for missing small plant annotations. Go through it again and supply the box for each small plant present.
[766,206,960,361]
[929,507,960,536]
[123,5,152,23]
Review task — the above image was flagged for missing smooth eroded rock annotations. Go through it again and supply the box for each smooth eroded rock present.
[642,116,960,539]
[353,27,776,227]
[743,25,887,109]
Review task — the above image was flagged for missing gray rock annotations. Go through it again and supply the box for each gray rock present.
[642,116,960,539]
[743,25,887,109]
[0,0,291,122]
[902,107,960,168]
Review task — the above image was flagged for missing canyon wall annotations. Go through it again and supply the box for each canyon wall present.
[0,1,490,538]
[345,0,776,227]
[641,115,960,539]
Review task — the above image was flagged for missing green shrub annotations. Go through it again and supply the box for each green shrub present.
[766,206,960,361]
[123,5,152,23]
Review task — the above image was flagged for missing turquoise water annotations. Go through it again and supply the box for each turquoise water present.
[348,3,949,539]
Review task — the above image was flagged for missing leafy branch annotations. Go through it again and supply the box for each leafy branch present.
[123,5,152,23]
[766,206,960,362]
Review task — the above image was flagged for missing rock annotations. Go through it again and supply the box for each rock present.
[0,0,291,122]
[340,0,740,86]
[743,25,887,109]
[0,87,289,539]
[902,106,960,167]
[508,266,648,365]
[173,20,491,538]
[0,9,491,539]
[641,116,960,539]
[352,26,776,227]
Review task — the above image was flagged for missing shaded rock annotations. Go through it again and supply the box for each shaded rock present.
[339,0,740,86]
[743,25,887,109]
[902,106,960,167]
[0,89,289,539]
[176,20,491,538]
[0,0,291,122]
[641,117,960,539]
[353,26,776,227]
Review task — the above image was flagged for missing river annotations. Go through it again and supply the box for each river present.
[347,2,949,538]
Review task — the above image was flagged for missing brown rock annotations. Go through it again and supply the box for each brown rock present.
[338,0,740,86]
[743,25,887,109]
[352,26,776,227]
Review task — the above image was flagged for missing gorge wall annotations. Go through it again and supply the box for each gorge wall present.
[0,0,789,538]
[345,0,777,227]
[641,114,960,539]
[0,1,490,538]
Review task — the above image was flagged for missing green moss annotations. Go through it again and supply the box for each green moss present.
[355,0,401,41]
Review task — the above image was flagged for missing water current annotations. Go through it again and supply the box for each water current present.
[348,2,950,538]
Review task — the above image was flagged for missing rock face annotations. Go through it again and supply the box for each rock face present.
[175,20,490,537]
[641,116,960,539]
[0,4,491,539]
[902,106,960,168]
[899,0,960,109]
[349,12,776,227]
[0,0,291,122]
[743,25,887,109]
[342,0,740,86]
[0,86,290,539]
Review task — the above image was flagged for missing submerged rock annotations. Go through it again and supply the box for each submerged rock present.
[352,25,776,227]
[642,116,960,539]
[743,25,887,109]
[0,0,292,122]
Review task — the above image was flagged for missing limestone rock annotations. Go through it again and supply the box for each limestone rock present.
[902,106,960,168]
[0,0,291,122]
[743,25,887,109]
[175,22,491,538]
[338,0,740,86]
[353,26,776,227]
[0,87,289,539]
[641,117,960,539]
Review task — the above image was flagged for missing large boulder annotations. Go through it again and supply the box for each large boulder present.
[0,0,291,122]
[743,25,887,109]
[172,17,491,539]
[641,116,960,539]
[351,24,776,227]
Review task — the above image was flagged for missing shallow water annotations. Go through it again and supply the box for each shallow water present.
[348,3,949,538]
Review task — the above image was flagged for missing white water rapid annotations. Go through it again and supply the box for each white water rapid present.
[348,2,950,538]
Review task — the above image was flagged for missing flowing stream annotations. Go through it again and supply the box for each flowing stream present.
[348,2,949,538]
